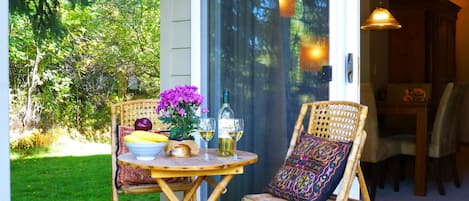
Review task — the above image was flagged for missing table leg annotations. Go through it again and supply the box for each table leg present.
[207,175,234,201]
[156,178,180,201]
[414,109,428,196]
[204,177,227,194]
[183,176,205,201]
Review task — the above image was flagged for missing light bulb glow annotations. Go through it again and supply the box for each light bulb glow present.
[373,11,390,20]
[309,46,323,59]
[361,7,402,30]
[299,36,329,72]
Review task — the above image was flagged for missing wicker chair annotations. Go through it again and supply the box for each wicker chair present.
[111,99,195,201]
[242,101,370,201]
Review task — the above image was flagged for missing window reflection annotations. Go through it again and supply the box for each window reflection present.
[208,0,329,199]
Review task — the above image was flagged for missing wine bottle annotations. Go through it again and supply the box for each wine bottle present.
[217,89,235,156]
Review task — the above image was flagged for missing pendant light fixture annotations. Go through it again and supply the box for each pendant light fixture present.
[279,0,295,17]
[361,1,402,30]
[299,36,329,72]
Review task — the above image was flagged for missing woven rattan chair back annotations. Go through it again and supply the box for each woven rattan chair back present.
[288,101,368,156]
[113,99,166,129]
[242,101,370,201]
[111,99,194,201]
[292,101,368,201]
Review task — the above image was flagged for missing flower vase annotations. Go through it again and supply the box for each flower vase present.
[164,139,199,158]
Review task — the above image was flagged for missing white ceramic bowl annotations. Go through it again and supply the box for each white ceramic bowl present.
[124,142,167,160]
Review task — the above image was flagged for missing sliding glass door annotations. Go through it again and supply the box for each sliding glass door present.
[206,0,360,199]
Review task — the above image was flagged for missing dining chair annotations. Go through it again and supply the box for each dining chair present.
[111,99,195,201]
[360,83,401,200]
[242,101,370,201]
[390,82,463,195]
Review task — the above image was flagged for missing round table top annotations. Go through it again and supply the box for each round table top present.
[118,148,258,171]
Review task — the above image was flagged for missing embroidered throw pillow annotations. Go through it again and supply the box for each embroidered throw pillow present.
[266,132,352,201]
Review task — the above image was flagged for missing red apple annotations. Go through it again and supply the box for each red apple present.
[134,117,153,131]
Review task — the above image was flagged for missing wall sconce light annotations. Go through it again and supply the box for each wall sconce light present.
[361,2,402,30]
[299,36,329,72]
[279,0,295,17]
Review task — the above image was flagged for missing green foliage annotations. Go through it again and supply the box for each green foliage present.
[10,0,65,44]
[158,103,199,140]
[9,0,161,141]
[8,14,36,90]
[11,155,161,201]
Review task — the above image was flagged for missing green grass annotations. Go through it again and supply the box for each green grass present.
[11,154,161,201]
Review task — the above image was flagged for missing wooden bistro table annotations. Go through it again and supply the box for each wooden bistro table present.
[118,148,258,201]
[377,102,428,196]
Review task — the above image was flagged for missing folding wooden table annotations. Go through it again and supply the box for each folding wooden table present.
[118,149,258,201]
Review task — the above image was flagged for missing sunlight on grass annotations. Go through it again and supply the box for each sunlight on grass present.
[11,154,160,201]
[11,138,161,201]
[44,136,111,157]
[10,136,111,160]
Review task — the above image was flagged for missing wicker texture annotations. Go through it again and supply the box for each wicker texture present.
[305,102,365,141]
[243,101,370,201]
[115,99,167,129]
[111,99,194,201]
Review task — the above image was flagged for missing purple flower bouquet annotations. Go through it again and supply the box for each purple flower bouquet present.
[156,85,207,140]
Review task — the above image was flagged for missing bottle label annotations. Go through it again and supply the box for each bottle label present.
[218,119,233,138]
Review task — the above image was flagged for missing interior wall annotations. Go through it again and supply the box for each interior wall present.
[360,0,371,82]
[452,0,469,83]
[361,0,469,142]
[451,0,469,143]
[360,0,390,93]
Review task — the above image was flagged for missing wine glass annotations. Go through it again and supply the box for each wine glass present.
[198,117,216,161]
[229,118,244,160]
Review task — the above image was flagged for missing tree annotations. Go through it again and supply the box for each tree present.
[10,0,64,129]
[9,0,161,139]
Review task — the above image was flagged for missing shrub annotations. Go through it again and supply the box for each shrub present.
[10,129,59,156]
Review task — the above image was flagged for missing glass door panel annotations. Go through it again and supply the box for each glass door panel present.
[207,0,359,199]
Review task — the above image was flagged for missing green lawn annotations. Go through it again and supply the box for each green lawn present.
[11,154,161,201]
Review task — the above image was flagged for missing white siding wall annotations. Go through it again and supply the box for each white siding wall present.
[160,0,196,200]
[160,0,192,90]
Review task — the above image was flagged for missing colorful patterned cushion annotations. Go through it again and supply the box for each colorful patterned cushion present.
[116,126,156,186]
[115,126,188,187]
[266,132,352,201]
